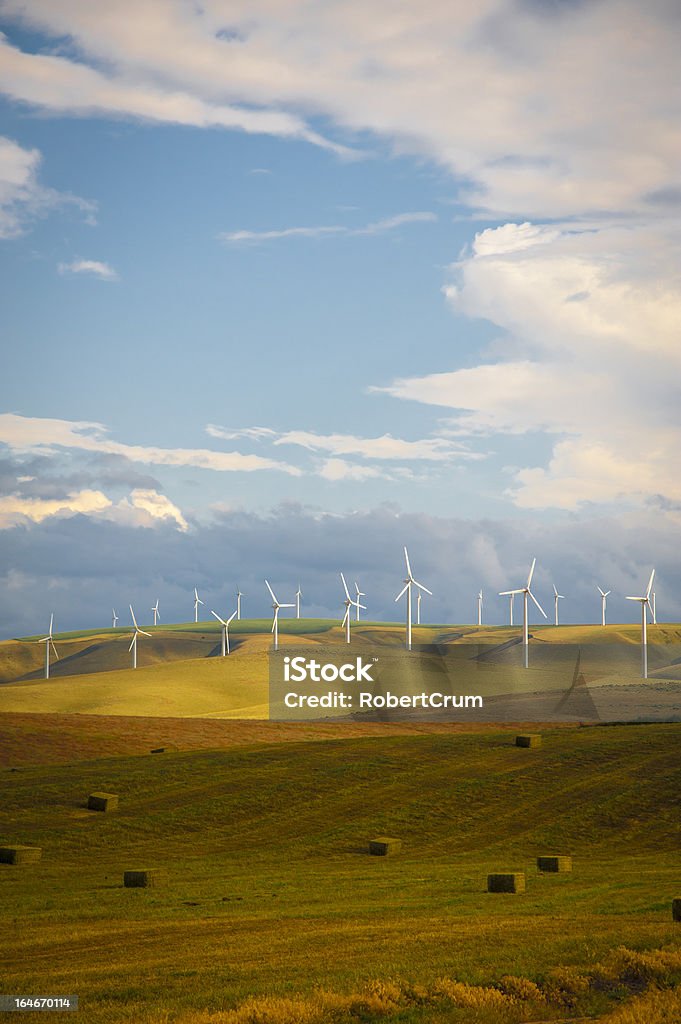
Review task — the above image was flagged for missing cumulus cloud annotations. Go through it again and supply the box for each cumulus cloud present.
[377,219,681,510]
[0,413,303,476]
[219,211,436,244]
[0,488,112,527]
[109,489,189,532]
[58,259,118,280]
[0,134,95,237]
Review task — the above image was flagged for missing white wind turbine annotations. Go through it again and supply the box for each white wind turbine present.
[477,589,483,626]
[395,547,432,651]
[36,614,58,679]
[626,569,655,679]
[265,580,295,651]
[128,605,151,669]
[499,558,547,668]
[553,584,565,626]
[112,608,118,629]
[211,608,237,656]
[341,573,365,643]
[151,599,160,626]
[193,587,204,623]
[296,584,302,620]
[597,586,611,626]
[236,587,243,621]
[355,582,365,621]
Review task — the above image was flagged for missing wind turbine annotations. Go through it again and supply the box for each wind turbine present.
[499,558,547,668]
[211,608,237,656]
[597,586,611,626]
[354,582,365,621]
[341,573,365,643]
[129,605,151,669]
[112,608,118,629]
[626,569,655,678]
[477,589,483,626]
[553,585,565,626]
[236,587,243,621]
[151,599,160,626]
[296,584,302,620]
[265,580,295,652]
[193,587,204,623]
[36,614,58,679]
[395,547,432,651]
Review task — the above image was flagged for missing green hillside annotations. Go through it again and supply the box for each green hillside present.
[1,724,680,1023]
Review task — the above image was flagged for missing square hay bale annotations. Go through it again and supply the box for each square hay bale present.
[124,870,158,888]
[515,734,542,748]
[0,845,42,865]
[673,899,681,922]
[87,792,119,812]
[369,837,402,856]
[537,855,572,873]
[487,872,525,893]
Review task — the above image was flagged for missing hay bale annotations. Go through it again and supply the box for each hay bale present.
[673,899,681,922]
[537,855,572,873]
[123,870,158,888]
[369,837,402,856]
[487,872,525,893]
[0,845,42,865]
[87,792,119,812]
[515,734,541,748]
[150,747,165,754]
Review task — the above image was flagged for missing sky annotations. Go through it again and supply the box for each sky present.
[0,0,680,636]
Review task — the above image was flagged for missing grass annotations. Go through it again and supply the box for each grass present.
[1,722,679,1022]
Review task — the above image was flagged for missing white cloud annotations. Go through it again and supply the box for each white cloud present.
[0,134,95,238]
[318,458,383,482]
[0,488,111,527]
[0,414,302,476]
[219,211,436,244]
[377,219,681,510]
[111,489,189,531]
[58,259,118,280]
[1,3,679,217]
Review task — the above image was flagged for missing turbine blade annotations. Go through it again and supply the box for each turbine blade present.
[49,613,54,636]
[342,607,349,627]
[265,579,277,603]
[50,640,59,659]
[528,589,547,618]
[597,586,605,596]
[227,611,237,624]
[357,603,367,610]
[128,635,136,652]
[129,604,139,629]
[280,603,296,608]
[605,591,611,597]
[625,596,643,601]
[395,583,409,602]
[527,557,536,589]
[140,629,152,637]
[646,569,655,599]
[553,584,558,597]
[340,572,350,599]
[211,610,227,625]
[403,546,412,577]
[499,589,523,596]
[413,580,432,596]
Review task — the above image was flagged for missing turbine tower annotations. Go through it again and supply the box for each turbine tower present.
[395,547,432,652]
[296,584,302,620]
[354,582,365,621]
[236,587,243,621]
[341,573,365,643]
[129,605,151,670]
[193,587,204,623]
[499,558,547,668]
[416,590,423,625]
[626,569,655,679]
[597,586,611,626]
[112,608,118,629]
[36,614,58,679]
[211,608,237,656]
[151,599,160,626]
[553,585,565,626]
[477,589,483,626]
[265,580,294,652]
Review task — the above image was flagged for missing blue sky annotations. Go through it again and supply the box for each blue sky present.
[0,1,679,634]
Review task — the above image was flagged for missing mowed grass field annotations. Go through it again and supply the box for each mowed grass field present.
[1,721,680,1023]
